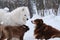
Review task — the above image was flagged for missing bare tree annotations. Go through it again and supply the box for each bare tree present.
[28,0,38,18]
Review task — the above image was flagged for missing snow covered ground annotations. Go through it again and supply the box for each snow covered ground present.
[24,14,60,40]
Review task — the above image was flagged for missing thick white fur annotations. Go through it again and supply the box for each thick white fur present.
[0,7,30,26]
[0,8,9,23]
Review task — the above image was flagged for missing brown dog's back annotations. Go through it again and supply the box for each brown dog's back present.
[33,19,60,40]
[0,25,29,40]
[5,25,29,38]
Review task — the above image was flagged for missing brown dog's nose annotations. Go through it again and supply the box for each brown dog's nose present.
[27,27,29,30]
[31,21,33,23]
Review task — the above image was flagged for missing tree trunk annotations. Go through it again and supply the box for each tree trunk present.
[28,0,38,18]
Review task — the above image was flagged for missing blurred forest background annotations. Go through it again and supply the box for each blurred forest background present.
[0,0,60,18]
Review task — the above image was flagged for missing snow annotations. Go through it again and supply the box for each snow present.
[3,7,9,12]
[24,14,60,40]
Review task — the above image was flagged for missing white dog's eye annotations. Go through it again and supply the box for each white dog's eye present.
[24,15,26,16]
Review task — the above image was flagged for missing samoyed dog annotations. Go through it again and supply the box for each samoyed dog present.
[0,7,30,26]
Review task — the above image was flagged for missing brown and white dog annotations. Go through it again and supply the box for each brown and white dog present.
[31,19,60,40]
[0,25,29,40]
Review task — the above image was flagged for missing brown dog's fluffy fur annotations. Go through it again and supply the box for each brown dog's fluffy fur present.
[32,19,60,40]
[0,25,29,40]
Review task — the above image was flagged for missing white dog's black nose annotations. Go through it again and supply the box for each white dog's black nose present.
[27,18,28,20]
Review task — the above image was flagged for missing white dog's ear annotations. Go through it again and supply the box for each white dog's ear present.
[22,8,24,11]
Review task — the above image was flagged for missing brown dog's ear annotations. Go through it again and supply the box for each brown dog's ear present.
[34,19,43,24]
[39,19,43,24]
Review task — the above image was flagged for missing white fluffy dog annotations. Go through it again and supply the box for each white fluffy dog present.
[0,7,30,26]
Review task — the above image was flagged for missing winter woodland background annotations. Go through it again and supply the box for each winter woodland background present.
[0,0,60,17]
[0,0,60,40]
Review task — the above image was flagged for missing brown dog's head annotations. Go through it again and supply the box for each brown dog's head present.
[22,25,29,32]
[31,19,43,25]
